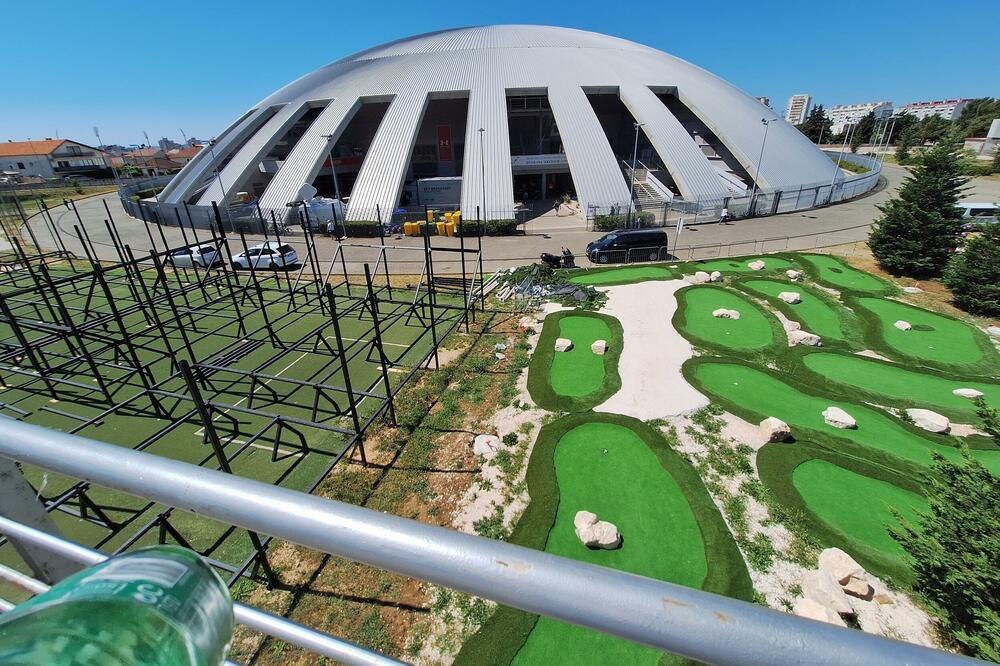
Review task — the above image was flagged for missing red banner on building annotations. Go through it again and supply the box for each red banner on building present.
[437,125,453,161]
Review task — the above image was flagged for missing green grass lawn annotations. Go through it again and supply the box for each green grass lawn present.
[684,256,796,274]
[513,421,706,666]
[550,316,612,397]
[797,254,892,294]
[567,265,675,286]
[675,286,776,351]
[792,459,927,560]
[854,297,996,370]
[689,361,1000,473]
[802,352,1000,422]
[739,278,850,342]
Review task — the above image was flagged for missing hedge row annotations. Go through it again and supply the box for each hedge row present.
[456,219,520,236]
[592,212,657,231]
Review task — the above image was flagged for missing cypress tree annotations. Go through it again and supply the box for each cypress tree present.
[868,135,968,277]
[943,223,1000,315]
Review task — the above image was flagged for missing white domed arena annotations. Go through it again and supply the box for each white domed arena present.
[153,25,869,227]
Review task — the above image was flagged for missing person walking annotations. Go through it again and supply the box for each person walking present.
[326,220,336,238]
[719,206,730,225]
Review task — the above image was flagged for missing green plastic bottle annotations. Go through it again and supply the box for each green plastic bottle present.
[0,545,234,665]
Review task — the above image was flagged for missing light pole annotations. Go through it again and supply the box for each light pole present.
[828,122,856,201]
[477,128,486,224]
[207,139,231,226]
[627,122,644,228]
[143,130,160,178]
[93,126,121,186]
[748,118,774,217]
[320,134,343,202]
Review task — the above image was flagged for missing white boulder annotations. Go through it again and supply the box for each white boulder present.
[793,598,847,627]
[953,388,984,399]
[709,271,723,282]
[783,320,802,332]
[684,271,712,285]
[786,269,803,281]
[905,408,951,434]
[779,291,802,304]
[574,511,622,549]
[822,406,857,429]
[902,286,923,294]
[748,260,766,271]
[591,339,608,355]
[759,417,791,442]
[789,330,822,347]
[801,569,853,615]
[987,326,1000,338]
[842,576,873,600]
[893,320,912,331]
[712,308,741,320]
[554,337,573,352]
[818,547,865,584]
[472,434,500,459]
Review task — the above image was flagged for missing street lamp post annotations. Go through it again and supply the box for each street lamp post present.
[748,118,773,217]
[627,122,644,229]
[93,126,121,187]
[207,139,231,227]
[320,134,343,203]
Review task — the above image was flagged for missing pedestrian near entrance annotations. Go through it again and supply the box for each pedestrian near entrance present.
[553,199,562,216]
[719,206,730,225]
[326,220,336,238]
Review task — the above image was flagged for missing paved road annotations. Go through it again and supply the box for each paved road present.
[20,165,998,276]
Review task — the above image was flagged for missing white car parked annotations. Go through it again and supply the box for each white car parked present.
[168,244,222,268]
[231,242,299,270]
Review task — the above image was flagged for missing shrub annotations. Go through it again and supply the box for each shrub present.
[455,219,519,236]
[891,449,1000,661]
[942,223,1000,315]
[339,220,383,237]
[592,211,656,231]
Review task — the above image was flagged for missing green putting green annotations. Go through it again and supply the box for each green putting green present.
[567,265,674,286]
[802,352,1000,421]
[513,422,707,666]
[686,256,795,274]
[550,316,612,397]
[690,361,1000,473]
[792,460,927,559]
[675,287,775,350]
[798,254,891,293]
[854,297,992,368]
[740,279,847,341]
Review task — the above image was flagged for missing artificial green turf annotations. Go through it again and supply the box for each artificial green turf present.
[797,254,893,294]
[684,256,795,274]
[567,265,675,286]
[792,459,928,559]
[688,360,1000,473]
[513,421,707,666]
[853,296,996,370]
[674,286,776,351]
[802,352,1000,422]
[550,316,612,397]
[738,278,849,342]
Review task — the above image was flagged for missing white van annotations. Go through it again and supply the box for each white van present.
[955,202,998,221]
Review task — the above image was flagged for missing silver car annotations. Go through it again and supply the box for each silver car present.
[231,242,299,270]
[168,244,221,268]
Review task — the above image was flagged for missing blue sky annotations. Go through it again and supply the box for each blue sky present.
[4,0,997,146]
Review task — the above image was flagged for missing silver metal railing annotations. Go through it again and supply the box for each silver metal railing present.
[0,419,980,665]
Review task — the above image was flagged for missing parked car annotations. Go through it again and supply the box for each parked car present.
[168,244,222,268]
[586,228,669,264]
[231,241,299,270]
[955,202,998,222]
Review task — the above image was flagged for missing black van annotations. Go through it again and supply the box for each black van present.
[586,228,669,264]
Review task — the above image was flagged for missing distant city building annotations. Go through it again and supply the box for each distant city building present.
[756,96,770,108]
[828,101,894,134]
[897,98,972,122]
[112,147,184,176]
[158,137,182,151]
[785,94,812,125]
[166,145,204,165]
[0,139,109,179]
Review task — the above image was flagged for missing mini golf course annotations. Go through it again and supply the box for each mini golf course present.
[738,279,855,344]
[802,352,1000,422]
[528,311,623,412]
[456,415,750,666]
[853,297,999,371]
[674,286,777,351]
[684,256,796,274]
[687,360,1000,474]
[567,265,675,286]
[798,254,893,294]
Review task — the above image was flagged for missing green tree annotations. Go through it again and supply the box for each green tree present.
[895,125,919,163]
[943,223,1000,315]
[796,104,832,143]
[868,135,969,276]
[918,114,951,142]
[891,449,1000,661]
[849,112,877,153]
[954,98,1000,138]
[992,142,1000,175]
